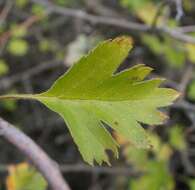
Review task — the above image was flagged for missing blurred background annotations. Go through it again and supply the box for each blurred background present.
[0,0,195,189]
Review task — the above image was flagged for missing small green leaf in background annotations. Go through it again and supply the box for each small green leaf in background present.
[189,180,195,190]
[54,0,81,7]
[120,0,171,26]
[7,39,28,56]
[16,0,28,8]
[120,0,150,11]
[124,132,172,169]
[0,37,179,165]
[1,100,17,111]
[130,161,174,190]
[0,90,18,111]
[142,34,185,68]
[169,125,186,150]
[39,39,51,52]
[136,3,161,25]
[31,4,46,16]
[0,59,9,76]
[142,34,162,54]
[188,80,195,100]
[6,163,47,190]
[123,132,174,190]
[125,146,148,170]
[185,43,195,63]
[11,27,27,38]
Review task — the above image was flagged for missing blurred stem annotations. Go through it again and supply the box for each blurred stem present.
[0,118,71,190]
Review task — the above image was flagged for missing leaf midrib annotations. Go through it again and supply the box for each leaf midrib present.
[0,93,174,104]
[35,95,167,104]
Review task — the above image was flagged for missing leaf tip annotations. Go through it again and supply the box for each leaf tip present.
[159,112,169,124]
[175,91,181,100]
[112,36,133,49]
[167,89,181,104]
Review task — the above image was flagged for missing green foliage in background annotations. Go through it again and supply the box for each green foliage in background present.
[143,35,185,68]
[124,127,186,190]
[169,125,186,150]
[0,60,9,76]
[6,163,47,190]
[188,80,195,100]
[120,0,195,68]
[7,39,29,56]
[120,0,155,11]
[131,161,174,190]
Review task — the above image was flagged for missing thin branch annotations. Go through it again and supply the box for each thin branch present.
[0,60,63,91]
[0,163,140,176]
[60,164,140,176]
[178,63,194,97]
[29,0,150,31]
[172,100,195,112]
[0,0,13,26]
[160,27,195,43]
[0,118,71,190]
[30,0,195,44]
[174,0,184,21]
[0,15,41,47]
[176,25,195,33]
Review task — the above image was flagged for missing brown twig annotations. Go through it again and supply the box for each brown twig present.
[0,118,71,190]
[0,15,41,46]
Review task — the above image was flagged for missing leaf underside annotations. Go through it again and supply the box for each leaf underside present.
[1,37,179,165]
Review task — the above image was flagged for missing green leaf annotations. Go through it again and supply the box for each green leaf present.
[142,34,185,68]
[169,125,186,150]
[0,37,179,165]
[16,0,28,8]
[11,26,27,38]
[31,4,46,16]
[7,39,28,56]
[189,179,195,190]
[120,0,151,11]
[130,161,174,190]
[188,80,195,100]
[185,43,195,63]
[0,59,9,76]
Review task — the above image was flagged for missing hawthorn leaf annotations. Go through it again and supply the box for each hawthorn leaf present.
[0,37,179,165]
